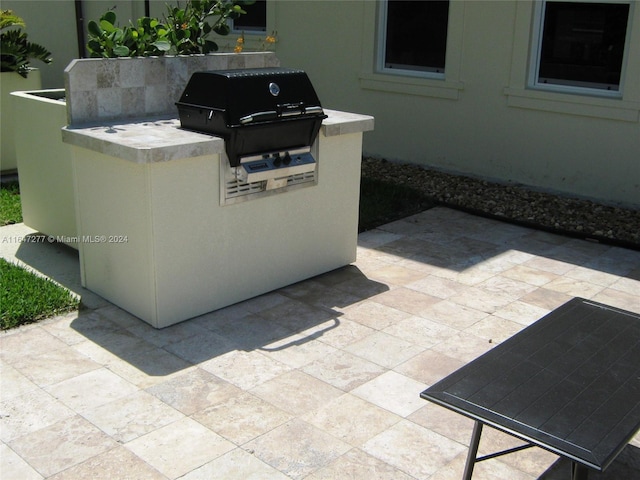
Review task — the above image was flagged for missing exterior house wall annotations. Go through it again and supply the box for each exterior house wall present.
[272,0,640,207]
[7,0,639,207]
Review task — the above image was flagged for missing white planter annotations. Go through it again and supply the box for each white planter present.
[1,70,42,172]
[11,89,77,247]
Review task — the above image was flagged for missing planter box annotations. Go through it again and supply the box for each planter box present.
[11,89,77,247]
[1,70,42,172]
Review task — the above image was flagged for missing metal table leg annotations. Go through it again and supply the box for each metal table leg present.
[462,421,483,480]
[572,462,589,480]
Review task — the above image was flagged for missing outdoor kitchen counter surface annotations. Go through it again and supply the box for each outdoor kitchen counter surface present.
[61,109,374,164]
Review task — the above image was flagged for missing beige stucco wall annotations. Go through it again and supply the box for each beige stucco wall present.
[7,0,640,206]
[271,0,640,207]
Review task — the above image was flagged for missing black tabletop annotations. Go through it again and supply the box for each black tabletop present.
[421,297,640,472]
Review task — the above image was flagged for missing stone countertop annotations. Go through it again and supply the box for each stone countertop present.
[62,117,223,164]
[62,109,374,164]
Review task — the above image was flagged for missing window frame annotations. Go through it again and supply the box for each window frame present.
[230,0,267,34]
[376,0,450,80]
[528,0,633,98]
[359,0,464,100]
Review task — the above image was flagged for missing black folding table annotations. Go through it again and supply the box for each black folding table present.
[420,297,640,480]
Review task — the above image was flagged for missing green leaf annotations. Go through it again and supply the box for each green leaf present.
[100,19,117,33]
[152,40,171,51]
[213,23,230,36]
[202,39,218,54]
[112,29,125,42]
[102,10,117,25]
[87,39,101,53]
[87,20,102,37]
[0,11,26,30]
[113,45,130,57]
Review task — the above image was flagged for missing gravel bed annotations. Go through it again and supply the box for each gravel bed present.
[362,157,640,249]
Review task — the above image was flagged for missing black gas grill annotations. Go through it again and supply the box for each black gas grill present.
[176,67,327,172]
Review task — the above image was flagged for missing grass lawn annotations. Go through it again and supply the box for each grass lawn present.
[1,258,79,330]
[1,181,79,330]
[0,181,22,225]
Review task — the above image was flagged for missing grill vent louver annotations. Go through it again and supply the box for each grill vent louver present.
[222,169,317,205]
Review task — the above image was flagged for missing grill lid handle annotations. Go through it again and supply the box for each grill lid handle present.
[278,102,304,117]
[239,110,278,124]
[304,106,324,115]
[239,105,325,125]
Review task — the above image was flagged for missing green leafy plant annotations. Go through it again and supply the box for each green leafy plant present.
[87,1,253,58]
[0,10,52,77]
[165,0,253,54]
[87,10,171,57]
[130,16,172,56]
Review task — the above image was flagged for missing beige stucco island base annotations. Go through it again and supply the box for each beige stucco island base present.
[63,111,373,328]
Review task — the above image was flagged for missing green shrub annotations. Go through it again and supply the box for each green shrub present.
[1,9,52,77]
[87,1,254,58]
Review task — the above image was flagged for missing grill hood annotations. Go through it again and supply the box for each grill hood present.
[176,67,327,166]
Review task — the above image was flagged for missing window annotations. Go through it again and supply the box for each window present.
[232,0,266,32]
[531,1,631,95]
[379,0,450,77]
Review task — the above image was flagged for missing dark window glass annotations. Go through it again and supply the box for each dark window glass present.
[384,0,450,73]
[538,2,629,90]
[233,0,267,32]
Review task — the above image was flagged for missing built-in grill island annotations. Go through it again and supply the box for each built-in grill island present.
[62,55,373,328]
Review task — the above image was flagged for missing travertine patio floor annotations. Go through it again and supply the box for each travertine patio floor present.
[1,207,639,479]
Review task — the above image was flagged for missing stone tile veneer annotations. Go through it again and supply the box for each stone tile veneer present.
[64,52,279,126]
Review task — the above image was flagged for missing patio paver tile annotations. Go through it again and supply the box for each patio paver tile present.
[7,415,117,478]
[301,349,387,391]
[344,330,425,369]
[301,393,401,446]
[394,349,466,386]
[0,360,39,402]
[249,370,343,416]
[0,443,43,480]
[304,447,415,480]
[362,420,467,479]
[350,371,426,417]
[125,417,235,479]
[243,418,352,480]
[191,391,293,446]
[8,347,100,388]
[81,390,184,443]
[341,300,412,330]
[0,389,75,442]
[200,349,292,390]
[44,368,138,414]
[47,446,168,480]
[145,368,241,416]
[178,448,289,480]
